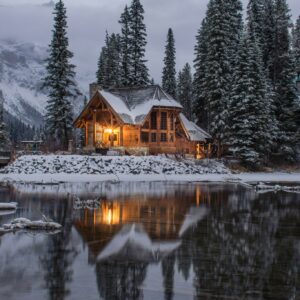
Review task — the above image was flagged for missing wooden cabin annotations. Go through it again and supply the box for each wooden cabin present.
[74,84,211,158]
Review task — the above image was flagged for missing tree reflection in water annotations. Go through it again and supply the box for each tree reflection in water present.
[96,260,147,300]
[0,182,298,300]
[40,197,78,300]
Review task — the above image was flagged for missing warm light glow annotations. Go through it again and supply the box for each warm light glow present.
[105,128,113,134]
[107,208,112,225]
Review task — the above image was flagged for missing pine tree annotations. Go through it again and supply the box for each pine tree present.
[199,0,232,155]
[44,0,79,150]
[96,46,107,87]
[193,19,209,130]
[226,0,243,69]
[177,63,193,120]
[292,16,300,78]
[162,28,177,98]
[262,0,277,79]
[119,5,131,86]
[128,0,149,86]
[0,91,10,150]
[228,30,274,166]
[273,0,299,161]
[246,0,265,47]
[96,32,122,89]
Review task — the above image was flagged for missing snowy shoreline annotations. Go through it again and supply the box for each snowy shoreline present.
[0,155,299,184]
[0,172,300,184]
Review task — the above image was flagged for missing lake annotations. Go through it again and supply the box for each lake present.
[0,182,299,300]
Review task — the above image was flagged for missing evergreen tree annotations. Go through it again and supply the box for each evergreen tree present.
[128,0,149,86]
[193,19,209,130]
[96,46,107,87]
[44,0,79,150]
[246,0,265,47]
[162,28,177,98]
[198,0,232,156]
[262,0,277,79]
[226,0,244,69]
[292,16,300,78]
[0,91,10,150]
[96,32,121,89]
[177,63,193,120]
[272,0,299,161]
[119,5,131,86]
[228,30,274,166]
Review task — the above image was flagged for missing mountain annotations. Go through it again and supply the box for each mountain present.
[0,39,91,128]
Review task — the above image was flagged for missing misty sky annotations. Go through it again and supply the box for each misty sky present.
[0,0,299,85]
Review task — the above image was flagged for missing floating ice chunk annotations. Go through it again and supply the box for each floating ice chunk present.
[0,202,18,210]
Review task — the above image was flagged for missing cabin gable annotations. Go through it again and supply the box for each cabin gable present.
[74,85,211,157]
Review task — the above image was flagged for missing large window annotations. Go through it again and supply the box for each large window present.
[151,112,157,129]
[170,113,174,130]
[151,132,157,143]
[161,133,167,142]
[141,132,149,143]
[161,112,167,130]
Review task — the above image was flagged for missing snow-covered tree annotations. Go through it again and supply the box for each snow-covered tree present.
[246,0,265,47]
[228,30,274,166]
[197,0,233,156]
[0,91,10,150]
[272,0,299,161]
[193,19,209,130]
[292,15,300,78]
[119,5,131,87]
[262,0,276,78]
[96,32,121,89]
[162,28,177,98]
[44,0,79,150]
[177,63,193,120]
[128,0,149,86]
[96,46,107,87]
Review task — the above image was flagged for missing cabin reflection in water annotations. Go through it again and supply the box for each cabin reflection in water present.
[74,185,215,263]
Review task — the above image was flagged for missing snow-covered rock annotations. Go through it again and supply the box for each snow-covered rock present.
[0,155,230,177]
[0,217,62,234]
[255,182,300,193]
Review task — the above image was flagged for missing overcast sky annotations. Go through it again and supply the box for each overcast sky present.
[0,0,299,85]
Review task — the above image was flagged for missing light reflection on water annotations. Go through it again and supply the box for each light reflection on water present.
[0,182,299,300]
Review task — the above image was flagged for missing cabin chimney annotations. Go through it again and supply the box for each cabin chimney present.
[89,83,101,99]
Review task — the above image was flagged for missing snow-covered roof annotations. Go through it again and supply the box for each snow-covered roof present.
[179,113,211,142]
[101,85,182,125]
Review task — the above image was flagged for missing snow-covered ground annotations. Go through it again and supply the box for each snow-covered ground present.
[0,155,299,184]
[0,155,229,181]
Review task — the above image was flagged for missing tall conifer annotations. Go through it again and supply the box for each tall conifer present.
[162,28,177,98]
[128,0,149,86]
[177,63,193,120]
[44,0,79,149]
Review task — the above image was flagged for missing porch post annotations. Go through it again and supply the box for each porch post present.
[93,111,96,147]
[120,126,124,147]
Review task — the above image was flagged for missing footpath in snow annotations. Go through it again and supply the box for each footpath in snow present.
[0,155,299,184]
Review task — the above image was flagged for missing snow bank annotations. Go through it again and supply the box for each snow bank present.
[0,202,18,210]
[0,155,229,177]
[0,218,62,234]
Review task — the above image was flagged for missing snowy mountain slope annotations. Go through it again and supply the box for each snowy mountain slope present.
[0,40,48,126]
[0,39,90,127]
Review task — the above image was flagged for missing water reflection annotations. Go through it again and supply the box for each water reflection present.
[0,183,299,300]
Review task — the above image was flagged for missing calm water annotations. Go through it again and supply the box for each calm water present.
[0,182,299,300]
